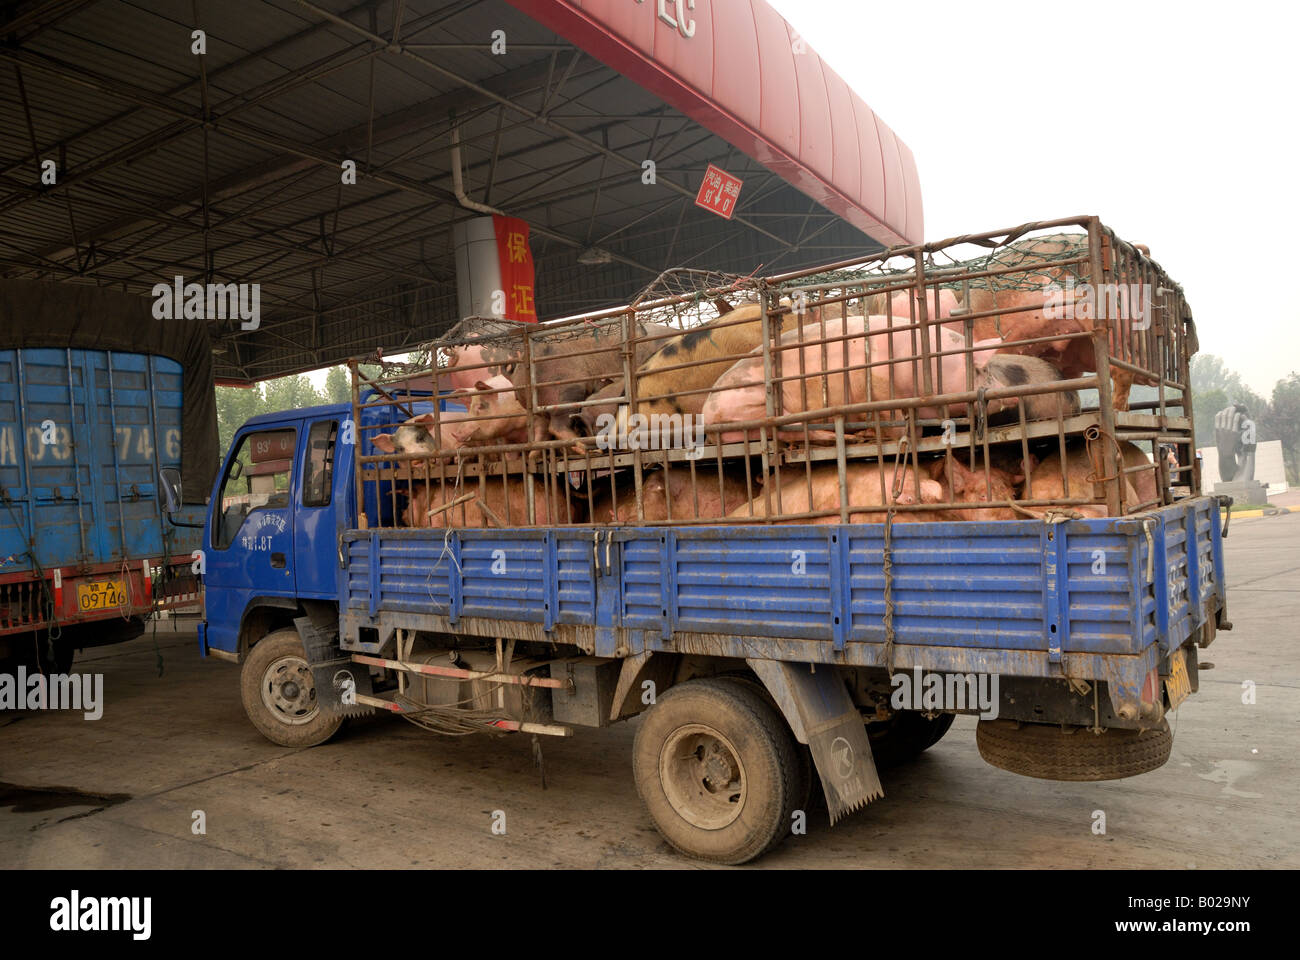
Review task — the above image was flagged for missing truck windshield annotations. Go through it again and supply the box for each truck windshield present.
[213,428,296,549]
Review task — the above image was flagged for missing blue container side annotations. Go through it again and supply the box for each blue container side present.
[0,347,196,573]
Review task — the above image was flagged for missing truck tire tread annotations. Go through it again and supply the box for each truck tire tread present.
[240,627,344,748]
[976,718,1172,781]
[633,677,799,865]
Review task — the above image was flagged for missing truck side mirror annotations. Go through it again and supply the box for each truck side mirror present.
[159,467,183,514]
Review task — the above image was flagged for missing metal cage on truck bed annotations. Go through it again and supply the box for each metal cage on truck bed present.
[347,216,1199,531]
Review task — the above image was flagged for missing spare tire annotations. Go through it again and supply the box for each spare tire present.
[976,718,1172,781]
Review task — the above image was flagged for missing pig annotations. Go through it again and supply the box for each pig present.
[571,381,628,447]
[371,411,474,457]
[959,234,1087,344]
[461,375,529,448]
[589,466,752,523]
[925,455,1020,521]
[615,299,820,434]
[370,375,526,458]
[727,462,944,524]
[402,477,566,528]
[701,314,1000,443]
[866,288,963,324]
[509,317,675,444]
[958,234,1159,410]
[983,354,1081,424]
[1119,441,1159,510]
[1018,446,1138,518]
[443,340,519,392]
[618,303,768,428]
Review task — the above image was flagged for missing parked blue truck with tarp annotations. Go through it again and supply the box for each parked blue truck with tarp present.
[189,220,1232,864]
[0,281,217,671]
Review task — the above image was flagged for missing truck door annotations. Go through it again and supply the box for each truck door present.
[203,425,298,654]
[293,418,339,599]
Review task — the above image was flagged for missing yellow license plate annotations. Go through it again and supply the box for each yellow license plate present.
[1165,647,1192,710]
[76,579,127,611]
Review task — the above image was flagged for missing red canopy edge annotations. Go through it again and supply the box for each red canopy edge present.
[504,0,922,246]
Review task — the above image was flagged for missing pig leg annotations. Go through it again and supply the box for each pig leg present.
[1110,365,1134,411]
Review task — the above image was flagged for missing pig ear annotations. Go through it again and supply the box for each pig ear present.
[473,380,490,392]
[1014,453,1039,482]
[371,434,396,453]
[410,413,438,424]
[920,479,946,503]
[927,458,947,481]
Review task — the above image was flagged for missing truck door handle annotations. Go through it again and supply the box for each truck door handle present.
[270,552,286,568]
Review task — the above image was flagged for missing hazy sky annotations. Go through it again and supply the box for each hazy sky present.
[768,0,1299,395]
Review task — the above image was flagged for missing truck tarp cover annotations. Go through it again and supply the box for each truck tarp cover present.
[0,279,219,504]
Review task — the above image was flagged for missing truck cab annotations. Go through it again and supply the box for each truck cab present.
[197,405,350,663]
[198,389,463,664]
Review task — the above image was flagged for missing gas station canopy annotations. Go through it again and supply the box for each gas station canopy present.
[0,0,921,382]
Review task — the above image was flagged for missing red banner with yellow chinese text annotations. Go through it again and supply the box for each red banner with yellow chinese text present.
[492,215,537,323]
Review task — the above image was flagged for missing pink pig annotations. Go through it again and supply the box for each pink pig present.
[728,462,944,524]
[371,375,526,457]
[701,314,1000,443]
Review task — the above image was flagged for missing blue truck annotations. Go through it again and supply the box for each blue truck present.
[187,224,1231,864]
[0,281,215,671]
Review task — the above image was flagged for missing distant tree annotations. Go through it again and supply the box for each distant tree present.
[261,373,323,413]
[323,366,350,405]
[1190,354,1246,398]
[322,363,383,408]
[1192,388,1229,448]
[214,384,262,458]
[1260,373,1300,483]
[215,373,323,458]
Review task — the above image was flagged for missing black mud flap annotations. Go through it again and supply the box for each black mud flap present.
[294,615,374,719]
[746,659,883,823]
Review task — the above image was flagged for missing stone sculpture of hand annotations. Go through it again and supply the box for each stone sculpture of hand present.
[1214,404,1256,483]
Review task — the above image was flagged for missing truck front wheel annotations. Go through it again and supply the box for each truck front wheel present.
[240,628,343,747]
[632,678,799,865]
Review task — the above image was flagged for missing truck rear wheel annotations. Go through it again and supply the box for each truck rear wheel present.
[868,711,955,768]
[633,677,799,865]
[240,628,343,748]
[712,673,815,818]
[976,718,1172,781]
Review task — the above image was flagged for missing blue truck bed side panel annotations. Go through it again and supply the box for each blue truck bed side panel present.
[338,498,1224,680]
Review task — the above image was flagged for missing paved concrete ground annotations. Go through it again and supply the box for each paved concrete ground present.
[2,514,1295,869]
[1264,489,1300,508]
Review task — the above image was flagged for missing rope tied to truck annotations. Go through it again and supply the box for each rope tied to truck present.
[880,437,912,675]
[881,505,896,674]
